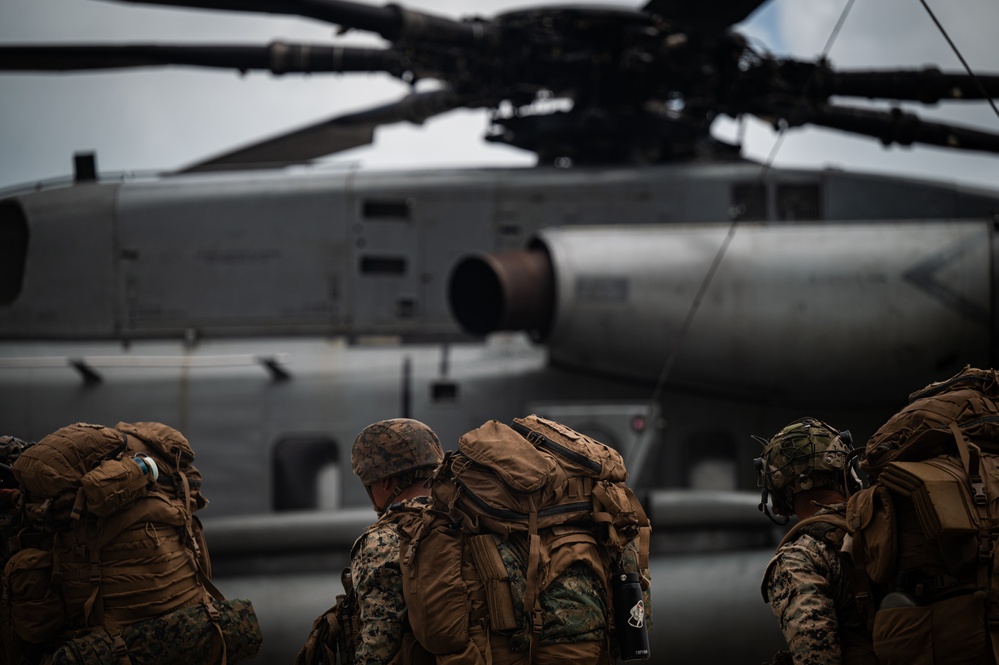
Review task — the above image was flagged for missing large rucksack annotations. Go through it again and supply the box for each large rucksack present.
[397,415,652,661]
[1,421,262,665]
[845,366,999,665]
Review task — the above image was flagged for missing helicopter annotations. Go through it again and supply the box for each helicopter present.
[0,0,998,663]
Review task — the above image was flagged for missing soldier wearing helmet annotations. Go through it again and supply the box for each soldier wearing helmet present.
[351,418,443,516]
[347,418,443,665]
[755,417,877,665]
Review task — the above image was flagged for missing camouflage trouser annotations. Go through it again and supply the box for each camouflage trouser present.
[434,627,608,665]
[45,598,262,665]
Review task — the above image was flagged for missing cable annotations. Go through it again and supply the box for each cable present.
[918,0,999,121]
[634,0,862,485]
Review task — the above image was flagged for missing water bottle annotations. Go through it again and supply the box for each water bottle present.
[613,571,651,661]
[133,453,159,481]
[81,453,159,515]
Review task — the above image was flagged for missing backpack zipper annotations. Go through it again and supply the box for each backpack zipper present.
[454,477,591,521]
[510,422,602,475]
[959,415,999,428]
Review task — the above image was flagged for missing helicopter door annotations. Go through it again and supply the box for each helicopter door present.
[0,200,28,306]
[272,434,342,511]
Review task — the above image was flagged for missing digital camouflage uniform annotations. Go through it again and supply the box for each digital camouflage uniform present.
[346,418,624,665]
[495,534,608,650]
[762,505,873,665]
[755,418,876,665]
[349,419,444,665]
[351,496,431,665]
[352,509,611,665]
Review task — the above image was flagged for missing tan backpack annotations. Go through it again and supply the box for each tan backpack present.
[845,367,999,665]
[397,415,651,660]
[2,422,262,665]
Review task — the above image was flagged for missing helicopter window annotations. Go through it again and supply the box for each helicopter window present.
[360,256,407,276]
[362,200,412,219]
[432,380,458,402]
[272,435,341,511]
[73,152,97,183]
[0,201,29,305]
[730,183,767,221]
[777,184,822,221]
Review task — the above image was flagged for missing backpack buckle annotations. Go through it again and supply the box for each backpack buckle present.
[973,480,988,505]
[532,608,544,633]
[979,534,996,562]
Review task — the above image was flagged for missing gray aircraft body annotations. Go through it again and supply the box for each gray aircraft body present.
[1,161,996,662]
[1,0,999,662]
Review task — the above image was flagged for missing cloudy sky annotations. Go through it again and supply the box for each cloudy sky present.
[0,0,997,192]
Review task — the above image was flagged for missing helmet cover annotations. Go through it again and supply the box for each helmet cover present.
[351,418,443,486]
[755,417,851,517]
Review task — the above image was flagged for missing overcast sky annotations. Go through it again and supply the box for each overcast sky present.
[0,0,997,192]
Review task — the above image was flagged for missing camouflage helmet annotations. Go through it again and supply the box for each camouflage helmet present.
[351,418,443,487]
[754,417,853,521]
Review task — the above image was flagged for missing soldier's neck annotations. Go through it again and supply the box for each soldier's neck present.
[793,488,845,519]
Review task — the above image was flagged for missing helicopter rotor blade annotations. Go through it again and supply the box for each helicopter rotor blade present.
[178,88,465,173]
[770,61,999,104]
[827,68,999,104]
[0,43,406,76]
[99,0,488,44]
[758,102,999,156]
[641,0,767,29]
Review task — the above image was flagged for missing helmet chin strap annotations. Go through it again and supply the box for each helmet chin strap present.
[757,486,790,525]
[367,478,405,515]
[754,448,790,525]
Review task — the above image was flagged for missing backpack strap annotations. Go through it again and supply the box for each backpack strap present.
[523,496,544,638]
[949,422,999,663]
[468,534,518,632]
[775,511,848,551]
[762,511,849,604]
[110,629,133,665]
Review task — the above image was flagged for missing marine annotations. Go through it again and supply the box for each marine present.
[755,417,877,665]
[301,416,636,665]
[349,418,443,665]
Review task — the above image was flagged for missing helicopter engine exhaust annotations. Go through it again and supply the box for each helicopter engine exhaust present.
[448,223,995,404]
[449,243,555,341]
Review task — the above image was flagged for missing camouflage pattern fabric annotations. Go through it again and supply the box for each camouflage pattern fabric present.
[495,536,607,651]
[763,507,869,665]
[49,598,262,665]
[351,420,443,487]
[352,496,614,664]
[351,496,431,665]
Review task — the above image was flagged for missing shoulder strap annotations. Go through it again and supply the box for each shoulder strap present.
[762,512,849,603]
[775,512,848,551]
[467,534,518,631]
[949,423,999,664]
